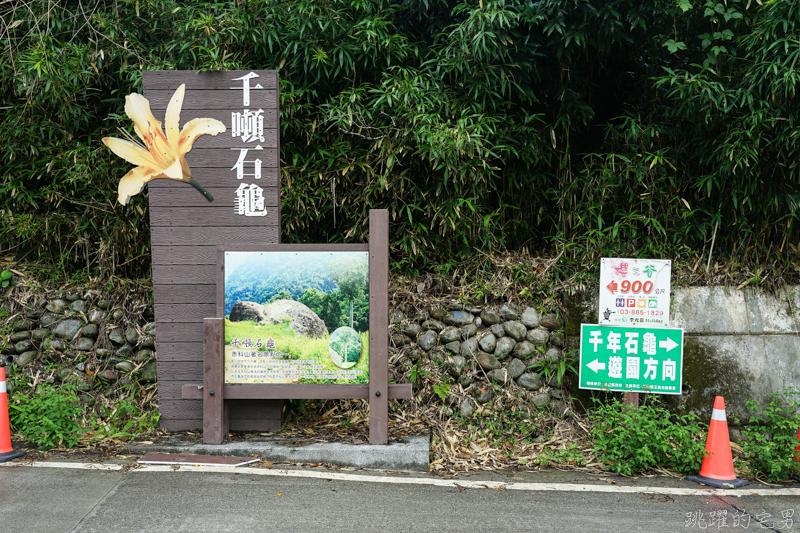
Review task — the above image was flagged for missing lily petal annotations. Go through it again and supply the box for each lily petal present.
[165,84,185,145]
[125,93,172,168]
[178,117,227,157]
[102,137,160,168]
[159,158,186,181]
[124,93,158,143]
[118,166,159,205]
[180,157,192,179]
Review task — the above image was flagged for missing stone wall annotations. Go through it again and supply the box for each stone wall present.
[565,286,800,420]
[0,290,157,404]
[4,283,797,427]
[388,303,570,418]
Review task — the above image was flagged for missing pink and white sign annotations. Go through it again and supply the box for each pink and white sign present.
[598,258,671,327]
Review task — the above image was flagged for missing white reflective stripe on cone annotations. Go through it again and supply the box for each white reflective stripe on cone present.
[711,408,726,421]
[0,381,6,394]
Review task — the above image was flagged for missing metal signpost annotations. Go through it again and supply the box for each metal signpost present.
[578,324,683,394]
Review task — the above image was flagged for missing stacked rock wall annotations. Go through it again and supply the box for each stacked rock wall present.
[388,302,571,417]
[10,283,795,430]
[1,290,157,404]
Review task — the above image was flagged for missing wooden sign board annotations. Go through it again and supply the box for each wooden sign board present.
[143,70,281,432]
[180,211,411,445]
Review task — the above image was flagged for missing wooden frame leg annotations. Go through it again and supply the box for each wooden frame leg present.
[203,317,228,444]
[369,210,389,445]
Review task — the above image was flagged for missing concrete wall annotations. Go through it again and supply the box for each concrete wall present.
[565,286,800,421]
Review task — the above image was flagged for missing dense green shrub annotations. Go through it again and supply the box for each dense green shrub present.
[1,0,799,278]
[741,388,800,483]
[8,383,84,450]
[589,397,707,476]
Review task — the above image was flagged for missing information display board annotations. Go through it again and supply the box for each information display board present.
[223,249,369,385]
[598,258,671,327]
[578,324,683,394]
[183,211,409,445]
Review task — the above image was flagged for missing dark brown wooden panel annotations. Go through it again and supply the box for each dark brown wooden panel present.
[149,187,278,207]
[160,399,203,420]
[184,148,278,169]
[153,283,216,302]
[155,343,204,363]
[369,210,390,444]
[158,361,203,381]
[144,109,278,132]
[151,265,216,285]
[145,89,277,110]
[218,243,370,252]
[143,70,278,91]
[155,304,217,323]
[217,247,225,318]
[146,69,282,432]
[153,247,216,266]
[229,418,281,432]
[158,380,189,400]
[154,322,205,344]
[158,392,282,431]
[191,128,277,149]
[228,399,282,419]
[203,318,227,443]
[160,418,203,432]
[150,226,279,246]
[148,166,278,188]
[150,207,279,228]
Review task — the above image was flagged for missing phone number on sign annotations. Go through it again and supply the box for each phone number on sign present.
[617,309,664,316]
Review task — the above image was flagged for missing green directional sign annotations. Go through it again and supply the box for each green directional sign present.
[579,324,683,394]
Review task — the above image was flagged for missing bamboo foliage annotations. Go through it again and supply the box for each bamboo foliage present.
[1,0,798,278]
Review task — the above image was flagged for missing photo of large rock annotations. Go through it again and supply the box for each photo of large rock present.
[224,250,369,385]
[229,300,328,339]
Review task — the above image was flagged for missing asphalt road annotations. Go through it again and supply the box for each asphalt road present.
[1,461,798,533]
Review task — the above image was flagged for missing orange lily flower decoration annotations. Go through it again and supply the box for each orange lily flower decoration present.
[102,84,226,205]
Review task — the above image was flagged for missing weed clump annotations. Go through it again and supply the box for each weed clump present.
[741,388,800,483]
[589,397,707,476]
[8,383,84,450]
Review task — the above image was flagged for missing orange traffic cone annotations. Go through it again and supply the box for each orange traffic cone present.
[687,396,749,488]
[793,426,799,480]
[0,366,26,462]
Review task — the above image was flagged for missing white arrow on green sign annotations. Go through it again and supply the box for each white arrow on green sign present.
[578,324,683,395]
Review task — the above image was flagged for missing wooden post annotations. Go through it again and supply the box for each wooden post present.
[368,210,389,445]
[203,317,228,444]
[623,391,639,409]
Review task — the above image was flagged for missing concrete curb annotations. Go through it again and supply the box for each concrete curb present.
[125,435,430,472]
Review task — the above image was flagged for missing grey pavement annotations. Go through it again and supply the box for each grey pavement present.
[1,460,798,533]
